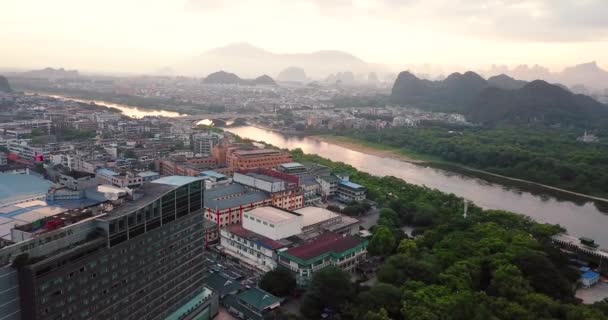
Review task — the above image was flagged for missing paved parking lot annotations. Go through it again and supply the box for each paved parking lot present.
[576,282,608,304]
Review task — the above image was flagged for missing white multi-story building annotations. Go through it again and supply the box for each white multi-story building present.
[220,225,286,272]
[242,206,303,240]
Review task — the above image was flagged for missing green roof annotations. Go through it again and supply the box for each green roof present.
[204,272,241,297]
[164,287,214,320]
[237,287,282,311]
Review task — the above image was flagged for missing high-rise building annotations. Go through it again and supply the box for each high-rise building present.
[0,176,209,320]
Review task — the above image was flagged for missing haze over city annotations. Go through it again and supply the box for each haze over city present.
[1,0,608,74]
[3,1,608,320]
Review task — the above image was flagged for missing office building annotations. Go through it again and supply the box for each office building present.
[0,176,209,320]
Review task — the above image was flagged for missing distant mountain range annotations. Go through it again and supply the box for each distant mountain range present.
[19,67,79,79]
[168,43,386,79]
[484,61,608,90]
[0,76,11,92]
[391,71,608,126]
[203,71,277,86]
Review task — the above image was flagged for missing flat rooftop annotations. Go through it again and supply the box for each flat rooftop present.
[279,162,304,169]
[234,149,284,156]
[205,191,269,211]
[205,183,246,200]
[0,198,104,240]
[247,206,300,224]
[152,176,203,186]
[244,172,284,183]
[295,206,339,227]
[339,181,365,190]
[0,173,54,206]
[200,170,226,179]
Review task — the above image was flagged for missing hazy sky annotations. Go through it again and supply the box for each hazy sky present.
[1,0,607,73]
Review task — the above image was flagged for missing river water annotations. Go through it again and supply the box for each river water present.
[42,94,608,246]
[45,95,184,118]
[227,126,608,247]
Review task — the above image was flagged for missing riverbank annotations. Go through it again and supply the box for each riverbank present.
[311,135,428,164]
[312,134,608,207]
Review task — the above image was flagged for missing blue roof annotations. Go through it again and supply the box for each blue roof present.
[96,168,119,177]
[152,176,203,186]
[0,173,53,205]
[582,271,600,280]
[339,180,365,190]
[200,170,226,179]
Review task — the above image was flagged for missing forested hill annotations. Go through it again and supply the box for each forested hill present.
[203,71,277,86]
[390,71,608,127]
[470,80,608,126]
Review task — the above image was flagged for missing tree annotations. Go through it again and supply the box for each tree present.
[259,268,296,297]
[487,264,531,300]
[377,254,437,285]
[368,225,396,256]
[300,266,353,319]
[397,239,418,257]
[364,308,391,320]
[357,283,402,318]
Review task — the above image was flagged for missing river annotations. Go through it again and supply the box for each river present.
[41,94,608,246]
[44,94,185,118]
[227,126,608,247]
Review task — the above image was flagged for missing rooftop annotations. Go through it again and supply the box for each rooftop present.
[200,170,227,179]
[205,191,270,211]
[164,287,215,320]
[205,184,246,200]
[295,207,339,227]
[234,148,284,156]
[152,176,203,186]
[247,206,300,224]
[243,172,284,183]
[339,180,365,190]
[96,182,176,220]
[1,198,104,240]
[204,272,241,297]
[319,175,340,183]
[225,224,286,250]
[236,287,282,311]
[282,232,364,262]
[279,162,304,169]
[137,171,159,178]
[96,168,118,177]
[0,173,54,206]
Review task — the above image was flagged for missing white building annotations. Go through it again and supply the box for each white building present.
[242,206,303,240]
[220,225,286,272]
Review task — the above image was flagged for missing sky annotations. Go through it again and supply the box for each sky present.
[1,0,607,74]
